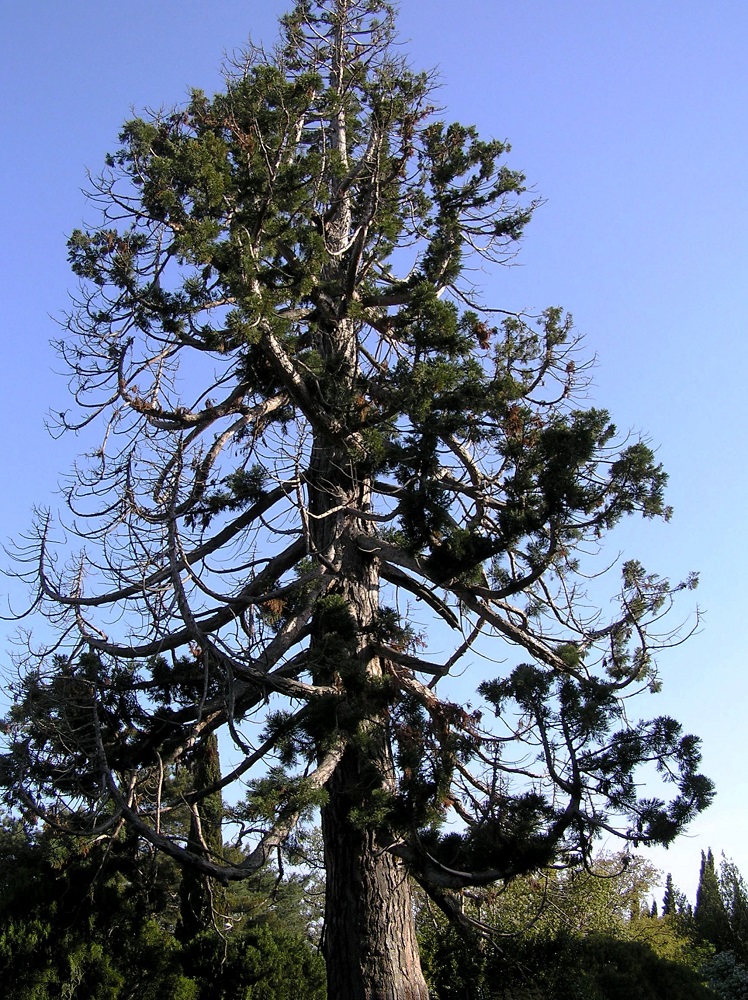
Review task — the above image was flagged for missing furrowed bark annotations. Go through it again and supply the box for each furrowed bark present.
[322,749,428,1000]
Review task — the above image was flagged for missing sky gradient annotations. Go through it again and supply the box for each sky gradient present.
[2,0,747,901]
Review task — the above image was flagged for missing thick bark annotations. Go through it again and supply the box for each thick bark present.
[307,422,428,997]
[321,749,428,1000]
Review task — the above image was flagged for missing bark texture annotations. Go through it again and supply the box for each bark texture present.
[322,751,429,1000]
[308,416,429,997]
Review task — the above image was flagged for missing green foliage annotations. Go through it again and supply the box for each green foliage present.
[719,858,748,964]
[2,0,714,994]
[703,951,748,1000]
[697,850,734,952]
[238,766,329,825]
[181,924,325,1000]
[0,818,193,998]
[194,465,268,528]
[419,854,717,999]
[422,931,718,1000]
[472,662,711,865]
[0,811,325,999]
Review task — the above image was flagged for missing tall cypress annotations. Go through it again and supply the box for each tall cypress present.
[662,872,676,916]
[695,849,732,951]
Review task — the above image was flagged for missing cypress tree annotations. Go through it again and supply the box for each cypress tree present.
[663,872,677,917]
[720,857,748,963]
[695,849,732,951]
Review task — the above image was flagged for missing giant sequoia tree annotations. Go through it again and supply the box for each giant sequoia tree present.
[2,2,712,997]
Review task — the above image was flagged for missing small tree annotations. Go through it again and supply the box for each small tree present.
[3,1,712,996]
[663,873,678,916]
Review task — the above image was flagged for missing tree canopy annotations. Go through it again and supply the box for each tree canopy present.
[1,1,712,996]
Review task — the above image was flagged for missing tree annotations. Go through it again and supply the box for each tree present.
[0,804,326,999]
[449,852,663,939]
[703,951,748,1000]
[663,873,678,916]
[2,1,713,996]
[0,811,196,999]
[697,850,733,953]
[417,852,716,999]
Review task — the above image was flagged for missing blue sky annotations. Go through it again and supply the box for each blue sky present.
[1,1,747,900]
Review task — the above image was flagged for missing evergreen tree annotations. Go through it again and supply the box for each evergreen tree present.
[720,857,748,964]
[663,873,677,916]
[1,1,713,996]
[0,812,196,998]
[703,950,748,1000]
[696,849,733,952]
[0,808,326,999]
[418,852,716,999]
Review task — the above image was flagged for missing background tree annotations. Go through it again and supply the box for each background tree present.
[696,850,734,953]
[703,951,748,1000]
[417,852,716,999]
[0,802,325,999]
[663,873,678,917]
[718,856,748,965]
[0,810,196,999]
[685,851,748,1000]
[2,0,712,996]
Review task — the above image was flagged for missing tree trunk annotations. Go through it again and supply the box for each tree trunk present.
[321,749,429,999]
[307,429,429,998]
[178,733,225,941]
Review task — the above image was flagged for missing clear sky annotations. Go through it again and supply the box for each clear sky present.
[1,0,747,902]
